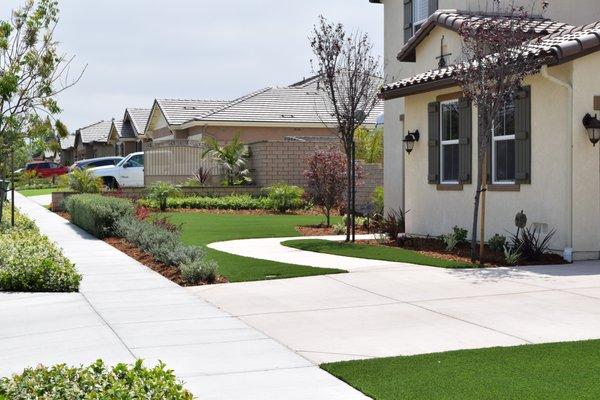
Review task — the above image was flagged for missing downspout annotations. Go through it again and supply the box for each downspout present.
[540,65,574,261]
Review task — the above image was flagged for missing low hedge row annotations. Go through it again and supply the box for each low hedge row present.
[64,194,134,238]
[0,359,192,399]
[138,193,305,211]
[0,207,81,292]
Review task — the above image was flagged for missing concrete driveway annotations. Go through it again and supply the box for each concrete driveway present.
[193,239,600,364]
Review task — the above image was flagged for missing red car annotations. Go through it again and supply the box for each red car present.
[25,161,69,178]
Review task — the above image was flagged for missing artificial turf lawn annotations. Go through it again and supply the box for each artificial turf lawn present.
[322,340,600,400]
[17,187,62,197]
[282,239,476,268]
[165,212,345,282]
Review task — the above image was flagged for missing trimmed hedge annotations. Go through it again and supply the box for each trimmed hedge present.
[0,207,81,292]
[64,194,134,238]
[139,193,306,212]
[0,359,193,399]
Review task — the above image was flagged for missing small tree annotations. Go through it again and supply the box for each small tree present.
[310,16,381,241]
[355,126,383,164]
[454,1,546,261]
[202,134,251,186]
[304,146,363,227]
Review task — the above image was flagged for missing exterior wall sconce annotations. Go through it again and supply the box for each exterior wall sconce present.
[583,113,600,146]
[403,130,420,154]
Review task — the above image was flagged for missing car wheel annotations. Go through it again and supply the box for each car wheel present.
[102,177,119,190]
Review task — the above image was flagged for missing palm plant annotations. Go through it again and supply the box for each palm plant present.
[202,134,251,186]
[146,182,182,212]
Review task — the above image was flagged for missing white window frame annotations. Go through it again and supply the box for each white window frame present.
[492,103,516,185]
[440,99,460,184]
[413,0,428,34]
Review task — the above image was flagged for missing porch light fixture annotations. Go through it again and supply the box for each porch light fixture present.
[403,130,420,154]
[583,113,600,146]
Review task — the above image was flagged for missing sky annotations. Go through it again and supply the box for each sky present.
[3,0,383,131]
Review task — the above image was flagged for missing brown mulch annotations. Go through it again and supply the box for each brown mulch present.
[104,237,228,286]
[359,236,567,267]
[297,224,371,236]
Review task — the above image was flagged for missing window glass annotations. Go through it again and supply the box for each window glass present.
[493,100,516,183]
[443,144,460,182]
[413,0,429,26]
[128,155,143,167]
[37,163,49,169]
[495,140,515,181]
[441,102,459,141]
[440,100,460,183]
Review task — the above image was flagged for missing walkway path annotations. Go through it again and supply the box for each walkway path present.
[1,194,367,400]
[197,236,600,364]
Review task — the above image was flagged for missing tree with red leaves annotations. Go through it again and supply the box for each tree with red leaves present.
[454,0,548,261]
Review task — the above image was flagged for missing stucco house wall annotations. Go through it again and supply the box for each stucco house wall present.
[185,125,334,144]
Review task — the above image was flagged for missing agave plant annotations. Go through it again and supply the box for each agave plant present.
[202,134,251,186]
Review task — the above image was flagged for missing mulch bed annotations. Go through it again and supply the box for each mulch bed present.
[103,237,228,286]
[360,236,566,267]
[297,224,371,236]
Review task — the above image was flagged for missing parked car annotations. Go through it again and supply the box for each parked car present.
[24,161,69,178]
[88,152,144,188]
[70,156,123,171]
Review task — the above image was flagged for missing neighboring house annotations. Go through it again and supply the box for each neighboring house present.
[108,108,153,156]
[378,9,600,260]
[370,0,600,214]
[144,77,383,143]
[60,134,76,166]
[74,121,114,160]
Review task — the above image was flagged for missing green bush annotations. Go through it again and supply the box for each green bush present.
[65,194,134,238]
[264,183,305,213]
[0,359,193,399]
[146,181,182,211]
[139,193,271,211]
[488,234,507,253]
[181,258,218,284]
[68,168,103,193]
[372,186,384,216]
[0,208,80,292]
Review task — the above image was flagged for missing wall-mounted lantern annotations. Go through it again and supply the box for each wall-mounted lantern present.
[403,130,420,154]
[583,113,600,146]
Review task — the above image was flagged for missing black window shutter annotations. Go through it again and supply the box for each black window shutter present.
[458,98,472,184]
[428,102,440,184]
[404,0,413,44]
[515,86,531,184]
[428,0,438,16]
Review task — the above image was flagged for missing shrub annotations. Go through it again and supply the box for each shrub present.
[375,209,408,241]
[202,133,252,186]
[181,259,218,284]
[68,168,103,193]
[332,223,346,235]
[0,359,193,399]
[452,226,469,245]
[372,186,384,216]
[510,227,556,261]
[65,194,134,238]
[488,234,507,253]
[0,208,80,292]
[146,182,182,212]
[442,233,459,251]
[503,245,521,265]
[264,183,305,213]
[139,194,269,211]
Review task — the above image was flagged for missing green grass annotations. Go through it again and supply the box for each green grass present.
[282,239,476,268]
[165,212,345,282]
[322,340,600,400]
[17,187,63,197]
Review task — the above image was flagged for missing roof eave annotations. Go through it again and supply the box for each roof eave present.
[381,77,457,100]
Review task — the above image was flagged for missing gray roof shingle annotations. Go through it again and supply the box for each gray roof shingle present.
[77,121,113,144]
[126,108,151,135]
[156,99,229,126]
[60,134,76,150]
[382,19,600,98]
[112,119,136,140]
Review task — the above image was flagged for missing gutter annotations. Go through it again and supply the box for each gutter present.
[540,65,573,259]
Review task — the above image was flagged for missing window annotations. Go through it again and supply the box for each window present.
[413,0,429,33]
[440,100,460,183]
[492,101,516,184]
[127,154,143,168]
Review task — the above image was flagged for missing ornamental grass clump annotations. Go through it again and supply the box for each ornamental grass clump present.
[0,208,80,292]
[0,359,193,399]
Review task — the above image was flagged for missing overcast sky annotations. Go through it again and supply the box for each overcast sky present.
[3,0,383,131]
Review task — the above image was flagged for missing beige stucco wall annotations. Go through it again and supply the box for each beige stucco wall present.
[403,63,586,256]
[183,125,334,144]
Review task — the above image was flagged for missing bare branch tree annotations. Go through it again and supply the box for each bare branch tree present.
[454,0,548,261]
[309,16,382,241]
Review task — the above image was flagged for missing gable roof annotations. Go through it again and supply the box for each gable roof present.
[60,134,76,150]
[76,121,113,144]
[398,9,572,62]
[126,108,151,135]
[381,19,600,99]
[110,119,136,140]
[154,99,229,126]
[183,84,383,127]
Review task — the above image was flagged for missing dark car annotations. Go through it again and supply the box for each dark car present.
[25,161,69,178]
[70,156,123,171]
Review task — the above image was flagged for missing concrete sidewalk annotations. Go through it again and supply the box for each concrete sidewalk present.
[196,237,600,364]
[1,194,367,400]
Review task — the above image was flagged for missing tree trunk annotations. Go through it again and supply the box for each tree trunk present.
[326,208,331,227]
[345,152,352,242]
[479,152,488,262]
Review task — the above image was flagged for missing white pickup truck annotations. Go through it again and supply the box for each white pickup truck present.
[88,152,144,188]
